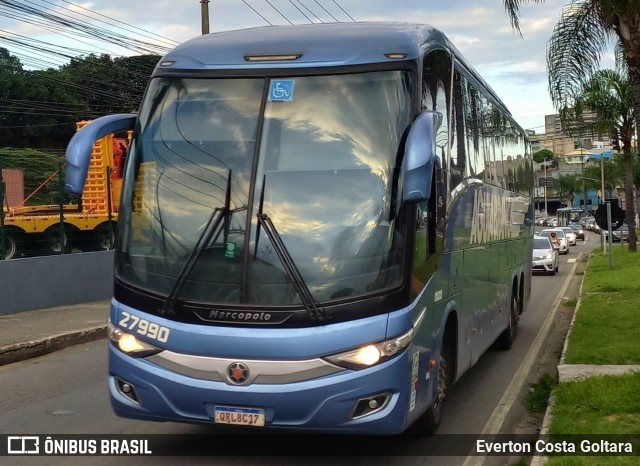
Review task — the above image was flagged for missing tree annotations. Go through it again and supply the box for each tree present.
[532,148,554,164]
[503,0,640,252]
[569,70,637,250]
[555,174,579,207]
[583,156,623,200]
[545,2,640,137]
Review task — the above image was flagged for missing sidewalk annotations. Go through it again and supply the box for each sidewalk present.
[0,300,109,366]
[0,252,631,376]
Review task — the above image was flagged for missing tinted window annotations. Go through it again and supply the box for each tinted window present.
[534,238,551,249]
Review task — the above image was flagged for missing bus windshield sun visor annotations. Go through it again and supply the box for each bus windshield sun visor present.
[256,213,325,323]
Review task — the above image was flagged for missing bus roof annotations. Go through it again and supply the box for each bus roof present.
[153,21,511,119]
[155,22,445,71]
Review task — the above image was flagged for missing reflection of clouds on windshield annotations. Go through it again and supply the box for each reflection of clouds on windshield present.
[271,72,410,183]
[261,168,389,274]
[136,78,261,249]
[151,164,249,248]
[260,72,410,243]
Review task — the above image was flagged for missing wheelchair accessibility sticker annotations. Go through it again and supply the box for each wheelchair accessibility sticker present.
[268,80,295,101]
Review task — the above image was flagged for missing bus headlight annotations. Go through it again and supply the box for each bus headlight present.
[324,328,413,370]
[108,321,162,357]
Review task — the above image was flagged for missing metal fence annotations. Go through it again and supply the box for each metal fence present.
[0,156,118,261]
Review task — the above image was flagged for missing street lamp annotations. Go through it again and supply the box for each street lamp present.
[543,158,549,217]
[576,176,614,201]
[600,152,606,205]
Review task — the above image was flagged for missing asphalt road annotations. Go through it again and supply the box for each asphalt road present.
[0,233,595,465]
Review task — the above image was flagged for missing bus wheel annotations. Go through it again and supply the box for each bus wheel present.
[410,339,453,435]
[413,355,447,434]
[498,291,519,350]
[2,232,23,259]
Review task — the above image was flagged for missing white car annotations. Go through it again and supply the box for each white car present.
[532,235,559,275]
[538,228,569,255]
[560,226,577,246]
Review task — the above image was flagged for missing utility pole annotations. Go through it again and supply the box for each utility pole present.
[200,0,210,35]
[543,158,548,217]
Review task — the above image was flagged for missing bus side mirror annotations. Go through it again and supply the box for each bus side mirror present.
[402,111,441,203]
[65,113,137,194]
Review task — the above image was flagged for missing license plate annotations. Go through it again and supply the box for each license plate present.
[214,406,265,427]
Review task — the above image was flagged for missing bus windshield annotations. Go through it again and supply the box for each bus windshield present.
[118,70,412,308]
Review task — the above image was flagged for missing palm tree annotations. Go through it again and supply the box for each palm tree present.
[503,0,640,252]
[564,70,637,250]
[555,174,578,208]
[504,2,640,129]
[583,156,623,201]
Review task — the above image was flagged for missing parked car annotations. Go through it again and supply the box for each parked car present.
[568,223,585,241]
[539,228,569,254]
[532,235,559,275]
[560,226,577,246]
[603,224,630,243]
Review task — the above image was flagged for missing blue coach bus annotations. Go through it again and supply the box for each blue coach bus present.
[65,22,533,435]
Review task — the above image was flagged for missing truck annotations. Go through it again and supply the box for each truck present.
[1,121,128,260]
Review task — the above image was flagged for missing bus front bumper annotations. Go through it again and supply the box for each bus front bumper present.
[108,343,413,435]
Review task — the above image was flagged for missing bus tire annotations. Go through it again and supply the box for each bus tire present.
[497,288,519,350]
[410,331,455,435]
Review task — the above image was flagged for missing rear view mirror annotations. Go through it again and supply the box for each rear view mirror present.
[65,114,137,194]
[402,111,442,203]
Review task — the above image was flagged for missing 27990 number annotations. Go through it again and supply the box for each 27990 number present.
[118,311,170,343]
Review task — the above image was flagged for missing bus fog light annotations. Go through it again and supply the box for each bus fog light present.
[116,377,141,404]
[350,393,391,419]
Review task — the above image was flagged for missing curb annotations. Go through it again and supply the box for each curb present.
[462,252,583,466]
[0,325,107,366]
[530,253,587,466]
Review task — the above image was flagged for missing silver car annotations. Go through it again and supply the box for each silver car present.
[539,228,569,254]
[560,226,577,246]
[532,236,559,275]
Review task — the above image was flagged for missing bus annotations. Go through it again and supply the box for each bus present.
[556,207,586,227]
[65,22,534,435]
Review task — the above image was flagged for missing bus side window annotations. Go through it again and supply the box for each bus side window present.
[412,48,450,298]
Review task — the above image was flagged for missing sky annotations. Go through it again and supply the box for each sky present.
[0,0,617,134]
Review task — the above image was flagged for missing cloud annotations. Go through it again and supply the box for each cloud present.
[0,0,615,132]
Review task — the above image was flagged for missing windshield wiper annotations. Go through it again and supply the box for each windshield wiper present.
[256,213,325,322]
[160,207,226,315]
[160,171,233,315]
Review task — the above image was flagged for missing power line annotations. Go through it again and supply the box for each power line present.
[331,0,355,22]
[264,0,293,25]
[241,0,273,25]
[287,0,313,23]
[53,0,179,47]
[312,0,338,22]
[295,0,323,23]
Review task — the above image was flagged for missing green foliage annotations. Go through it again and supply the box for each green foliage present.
[533,149,555,163]
[555,174,579,206]
[565,247,640,364]
[527,373,557,413]
[549,372,640,435]
[0,148,72,205]
[0,47,159,150]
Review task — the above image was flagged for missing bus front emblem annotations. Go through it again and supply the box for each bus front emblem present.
[227,362,250,385]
